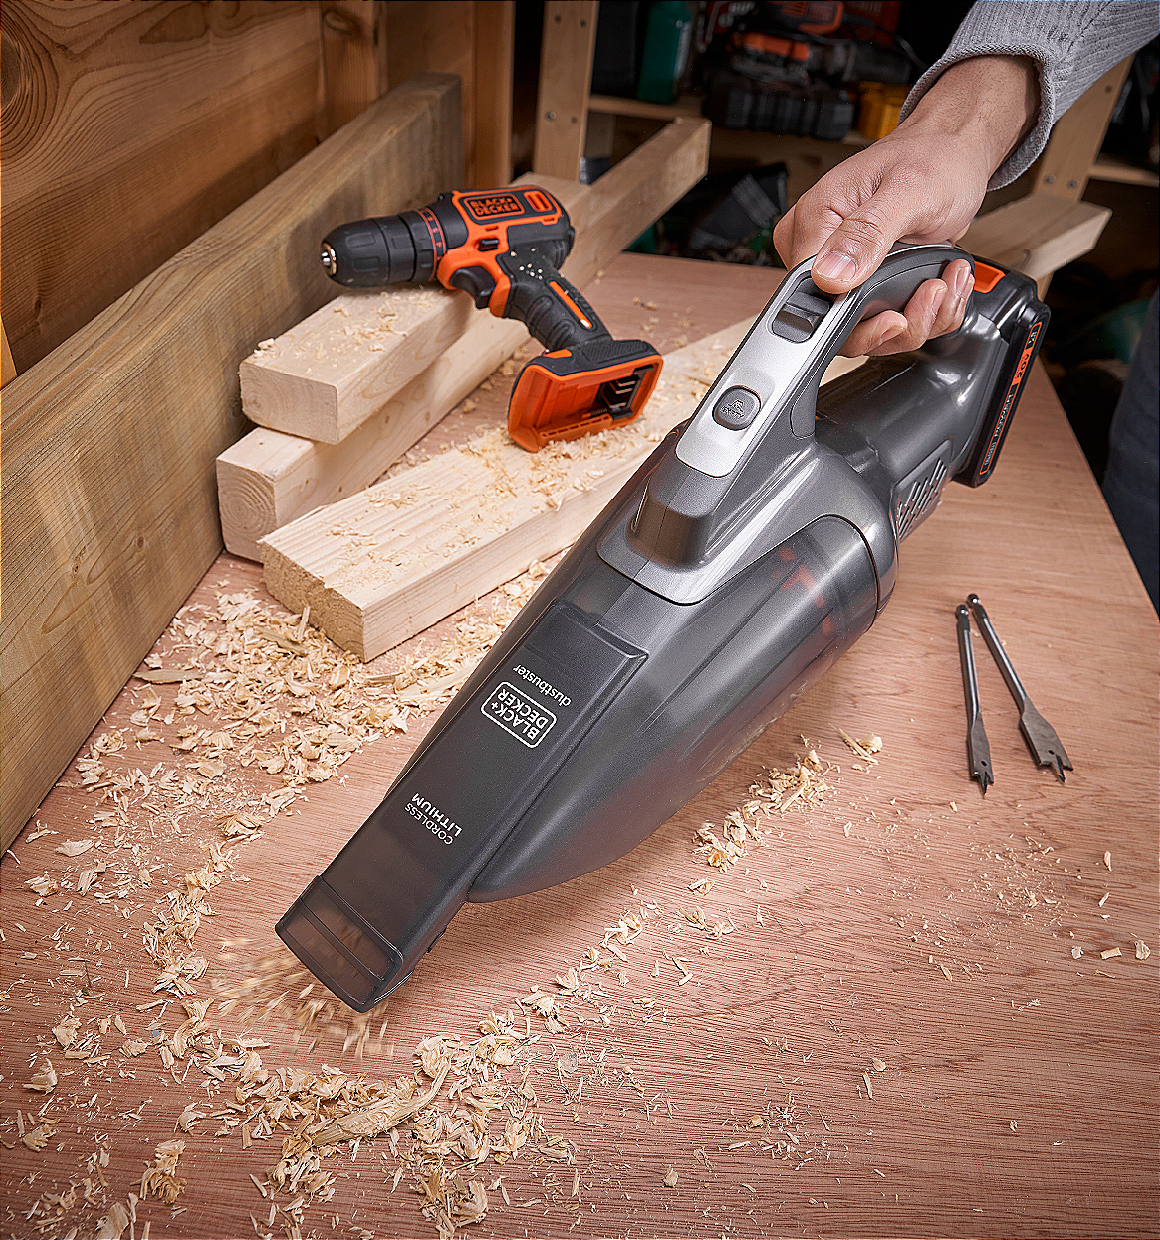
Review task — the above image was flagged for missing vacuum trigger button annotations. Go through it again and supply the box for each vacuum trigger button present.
[712,386,762,431]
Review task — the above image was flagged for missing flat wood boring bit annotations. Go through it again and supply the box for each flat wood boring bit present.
[956,603,993,794]
[967,593,1073,782]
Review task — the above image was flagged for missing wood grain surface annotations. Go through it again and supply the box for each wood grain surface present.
[0,73,463,853]
[2,1,328,373]
[1,255,1156,1240]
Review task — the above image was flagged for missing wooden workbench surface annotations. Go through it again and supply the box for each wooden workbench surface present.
[2,254,1156,1240]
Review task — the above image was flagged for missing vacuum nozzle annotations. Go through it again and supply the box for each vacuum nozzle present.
[276,876,405,1012]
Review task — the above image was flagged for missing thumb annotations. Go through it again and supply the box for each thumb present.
[809,206,901,293]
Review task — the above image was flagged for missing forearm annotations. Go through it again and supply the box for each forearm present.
[899,0,1159,189]
[894,55,1039,184]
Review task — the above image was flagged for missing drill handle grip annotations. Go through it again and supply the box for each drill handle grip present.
[497,247,611,353]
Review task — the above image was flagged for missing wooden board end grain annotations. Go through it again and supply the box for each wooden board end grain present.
[219,119,712,559]
[239,286,475,443]
[0,72,464,853]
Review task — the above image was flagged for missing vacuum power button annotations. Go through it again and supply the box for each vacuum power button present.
[712,385,762,431]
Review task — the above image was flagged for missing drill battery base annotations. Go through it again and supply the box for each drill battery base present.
[509,339,662,453]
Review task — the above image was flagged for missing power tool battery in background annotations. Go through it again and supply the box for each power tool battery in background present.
[698,1,925,140]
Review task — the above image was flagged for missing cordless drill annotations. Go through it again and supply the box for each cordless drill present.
[320,187,663,452]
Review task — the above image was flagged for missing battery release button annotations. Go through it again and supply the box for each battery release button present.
[712,386,762,431]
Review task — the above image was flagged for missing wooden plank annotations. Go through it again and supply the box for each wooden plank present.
[588,91,704,121]
[0,73,464,854]
[580,117,710,261]
[0,317,15,387]
[218,118,711,558]
[1,1,329,374]
[321,0,390,131]
[961,193,1111,283]
[532,0,598,179]
[258,322,753,659]
[1033,58,1134,201]
[239,286,476,444]
[472,0,516,187]
[1089,153,1160,188]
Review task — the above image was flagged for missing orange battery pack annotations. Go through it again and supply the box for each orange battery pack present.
[508,341,663,452]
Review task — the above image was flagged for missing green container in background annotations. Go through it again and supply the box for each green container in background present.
[637,1,694,105]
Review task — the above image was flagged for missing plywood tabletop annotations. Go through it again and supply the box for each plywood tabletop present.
[1,253,1156,1240]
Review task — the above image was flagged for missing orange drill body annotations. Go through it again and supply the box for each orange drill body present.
[321,187,662,451]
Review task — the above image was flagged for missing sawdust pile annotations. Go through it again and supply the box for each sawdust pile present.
[695,743,835,872]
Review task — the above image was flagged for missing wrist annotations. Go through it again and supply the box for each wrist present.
[897,55,1040,179]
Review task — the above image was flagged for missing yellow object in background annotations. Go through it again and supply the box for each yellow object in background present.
[857,83,910,140]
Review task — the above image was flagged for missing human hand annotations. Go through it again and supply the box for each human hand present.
[772,55,1038,357]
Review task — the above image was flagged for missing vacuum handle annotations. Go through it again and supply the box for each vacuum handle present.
[675,242,973,478]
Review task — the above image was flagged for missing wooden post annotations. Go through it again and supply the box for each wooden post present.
[532,0,598,180]
[387,1,476,184]
[1033,57,1134,202]
[472,0,515,187]
[0,73,464,853]
[320,0,390,132]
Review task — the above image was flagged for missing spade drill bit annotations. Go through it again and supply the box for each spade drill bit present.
[967,593,1073,782]
[955,603,993,794]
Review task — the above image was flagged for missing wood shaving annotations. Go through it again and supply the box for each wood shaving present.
[1135,941,1151,960]
[94,1201,132,1239]
[56,839,95,856]
[26,1059,57,1092]
[1099,947,1122,960]
[140,1139,186,1203]
[838,729,879,765]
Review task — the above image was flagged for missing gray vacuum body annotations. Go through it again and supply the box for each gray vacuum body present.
[278,246,1048,1011]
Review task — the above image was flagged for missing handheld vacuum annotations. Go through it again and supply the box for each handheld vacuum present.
[278,243,1047,1011]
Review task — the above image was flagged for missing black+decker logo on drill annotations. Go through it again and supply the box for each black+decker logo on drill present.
[464,193,525,221]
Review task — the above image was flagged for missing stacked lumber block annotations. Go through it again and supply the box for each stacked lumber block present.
[0,73,464,852]
[217,117,712,560]
[258,320,754,660]
[960,194,1110,288]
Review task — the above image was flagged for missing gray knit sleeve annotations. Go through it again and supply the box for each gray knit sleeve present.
[898,1,1159,189]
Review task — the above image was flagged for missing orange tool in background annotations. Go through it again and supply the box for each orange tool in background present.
[320,187,663,452]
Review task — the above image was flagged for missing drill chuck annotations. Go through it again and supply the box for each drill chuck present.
[321,212,438,287]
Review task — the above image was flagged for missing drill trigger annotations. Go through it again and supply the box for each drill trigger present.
[448,265,498,311]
